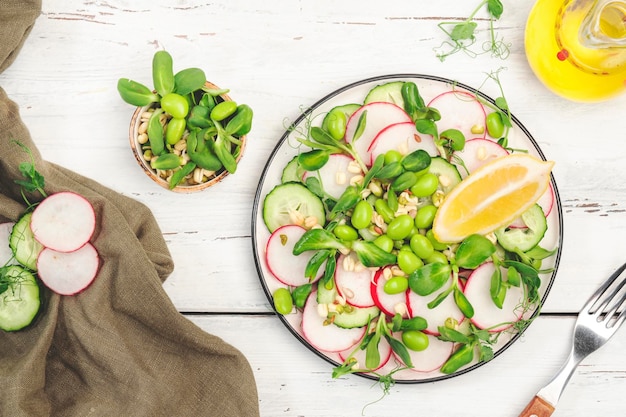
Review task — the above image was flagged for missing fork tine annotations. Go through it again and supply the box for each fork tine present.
[585,262,626,314]
[604,290,626,329]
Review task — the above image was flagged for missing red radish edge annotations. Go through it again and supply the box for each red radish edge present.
[265,225,323,287]
[370,269,408,317]
[406,278,464,336]
[392,332,454,373]
[335,254,376,308]
[37,242,100,295]
[367,121,439,165]
[463,262,525,332]
[30,191,96,253]
[427,90,487,141]
[301,290,366,352]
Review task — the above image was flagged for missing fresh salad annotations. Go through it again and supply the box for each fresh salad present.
[253,76,560,383]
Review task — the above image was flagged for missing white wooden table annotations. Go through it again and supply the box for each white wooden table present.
[2,1,626,416]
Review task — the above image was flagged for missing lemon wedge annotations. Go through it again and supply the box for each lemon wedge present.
[432,153,554,243]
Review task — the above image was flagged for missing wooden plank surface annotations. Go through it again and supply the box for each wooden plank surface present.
[2,1,626,415]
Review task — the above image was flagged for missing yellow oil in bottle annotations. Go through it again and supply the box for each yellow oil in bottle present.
[525,0,626,102]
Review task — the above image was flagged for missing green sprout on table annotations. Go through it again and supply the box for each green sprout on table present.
[434,0,510,61]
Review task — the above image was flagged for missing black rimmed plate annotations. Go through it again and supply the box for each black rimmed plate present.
[251,74,563,382]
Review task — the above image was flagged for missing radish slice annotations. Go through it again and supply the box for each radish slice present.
[335,253,376,308]
[301,290,366,352]
[367,121,439,165]
[265,225,323,287]
[30,191,96,253]
[463,262,525,332]
[427,91,486,142]
[452,138,509,179]
[370,269,408,317]
[0,222,18,266]
[339,331,392,372]
[509,183,555,228]
[406,277,463,335]
[302,154,362,200]
[392,332,454,373]
[344,102,412,167]
[37,242,100,295]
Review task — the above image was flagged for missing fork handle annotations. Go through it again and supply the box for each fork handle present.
[518,396,555,417]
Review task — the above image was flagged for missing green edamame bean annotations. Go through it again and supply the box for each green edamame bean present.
[409,234,434,260]
[165,117,186,145]
[402,330,429,352]
[373,235,394,253]
[210,101,238,122]
[351,200,373,230]
[151,153,181,170]
[426,229,448,251]
[414,204,438,229]
[374,199,394,223]
[384,150,403,165]
[410,172,439,197]
[325,109,347,141]
[386,214,413,241]
[273,287,293,315]
[384,276,409,295]
[486,112,505,138]
[160,93,189,119]
[334,224,358,241]
[397,250,423,275]
[391,171,418,192]
[425,250,448,265]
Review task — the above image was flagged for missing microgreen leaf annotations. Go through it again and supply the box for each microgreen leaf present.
[450,22,478,41]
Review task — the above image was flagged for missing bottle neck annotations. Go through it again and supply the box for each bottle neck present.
[580,0,626,48]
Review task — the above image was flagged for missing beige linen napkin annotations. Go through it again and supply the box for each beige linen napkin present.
[0,2,260,416]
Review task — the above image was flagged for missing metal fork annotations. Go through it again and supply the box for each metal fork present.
[519,262,626,417]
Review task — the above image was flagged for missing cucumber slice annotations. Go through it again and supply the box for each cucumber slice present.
[281,156,304,184]
[262,182,326,233]
[321,103,361,132]
[364,81,405,107]
[495,204,547,252]
[0,265,41,331]
[429,157,462,195]
[316,281,379,329]
[9,212,43,271]
[333,305,379,329]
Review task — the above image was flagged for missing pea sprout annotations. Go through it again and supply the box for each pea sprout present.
[433,0,510,62]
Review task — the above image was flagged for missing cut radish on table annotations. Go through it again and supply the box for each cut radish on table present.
[427,90,486,141]
[406,277,464,335]
[335,253,376,308]
[393,332,454,373]
[30,191,96,253]
[301,290,367,352]
[367,121,439,165]
[266,225,323,287]
[452,138,509,179]
[370,269,408,317]
[339,332,392,372]
[37,242,100,295]
[463,262,525,332]
[344,102,412,166]
[0,222,18,266]
[302,154,362,200]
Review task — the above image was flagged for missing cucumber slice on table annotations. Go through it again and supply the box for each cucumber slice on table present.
[0,265,41,331]
[262,182,326,233]
[429,157,462,195]
[364,81,405,107]
[9,212,43,271]
[495,204,547,252]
